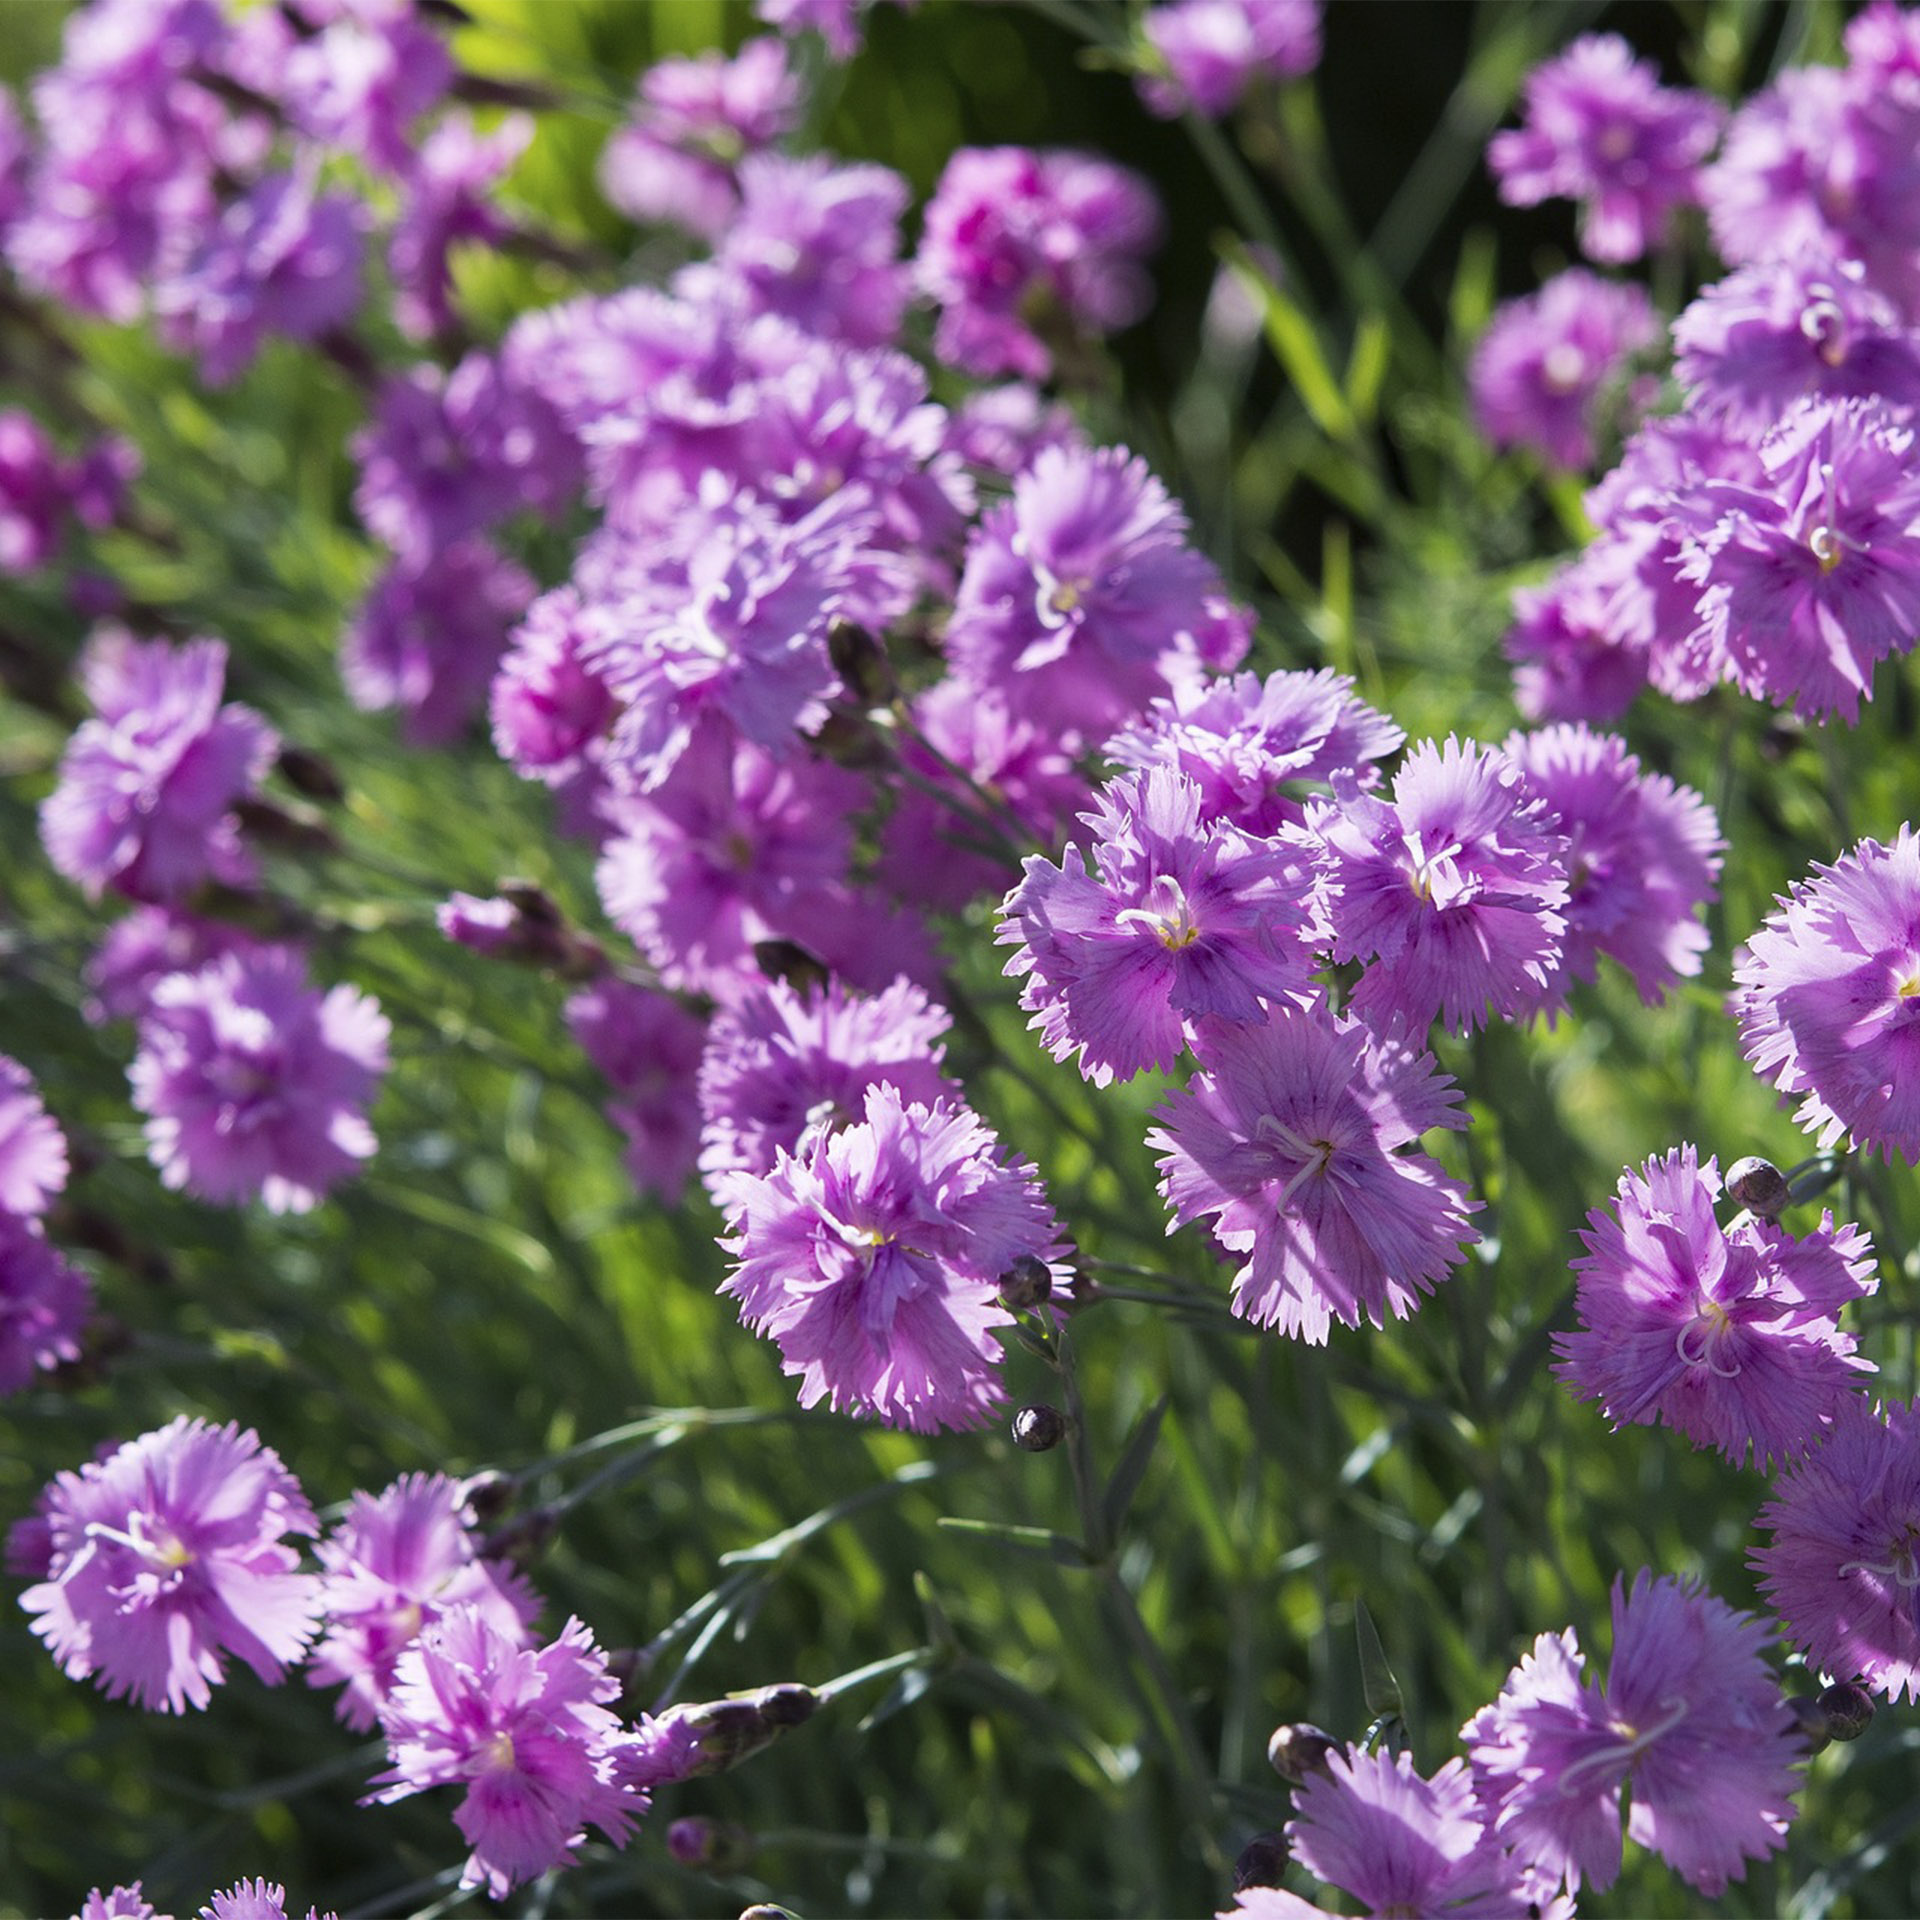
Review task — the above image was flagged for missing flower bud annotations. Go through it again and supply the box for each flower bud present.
[1818,1679,1875,1741]
[827,617,896,705]
[752,1682,820,1730]
[1726,1155,1791,1221]
[275,745,346,803]
[667,1816,753,1871]
[1232,1833,1288,1891]
[1012,1404,1067,1452]
[457,1469,515,1524]
[1785,1694,1832,1754]
[738,1907,798,1920]
[1267,1722,1343,1784]
[751,939,831,994]
[998,1254,1054,1310]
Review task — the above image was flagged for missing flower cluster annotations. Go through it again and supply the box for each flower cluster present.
[0,1056,88,1395]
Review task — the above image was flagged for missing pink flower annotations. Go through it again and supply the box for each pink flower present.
[0,1055,67,1217]
[0,1215,90,1393]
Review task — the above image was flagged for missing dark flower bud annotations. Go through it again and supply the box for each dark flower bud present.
[1785,1694,1832,1754]
[998,1254,1054,1310]
[1012,1404,1067,1452]
[667,1816,753,1871]
[827,617,896,705]
[457,1469,515,1524]
[233,795,338,856]
[752,939,831,994]
[275,745,345,803]
[1819,1679,1875,1741]
[738,1907,798,1920]
[809,708,894,771]
[1232,1833,1288,1891]
[1267,1722,1343,1784]
[478,1503,558,1570]
[751,1682,820,1730]
[1726,1156,1791,1221]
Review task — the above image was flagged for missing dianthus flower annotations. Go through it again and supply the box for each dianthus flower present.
[390,111,532,341]
[1105,667,1402,837]
[130,945,389,1214]
[945,443,1249,736]
[1503,723,1721,1010]
[1488,33,1722,263]
[998,766,1318,1085]
[0,1215,90,1394]
[721,1083,1059,1432]
[0,1055,67,1218]
[490,586,617,788]
[1138,0,1321,120]
[1755,1394,1920,1701]
[944,382,1086,477]
[565,981,708,1205]
[83,905,264,1026]
[369,1610,645,1900]
[1470,270,1657,470]
[1502,548,1652,725]
[0,411,84,573]
[200,1882,337,1920]
[279,4,452,175]
[697,974,955,1214]
[1733,826,1920,1161]
[1152,1003,1478,1342]
[74,1886,165,1920]
[915,146,1161,380]
[1678,398,1920,723]
[20,1416,320,1714]
[755,0,877,62]
[1307,737,1570,1036]
[310,1473,538,1731]
[1555,1146,1875,1468]
[1466,1571,1803,1895]
[40,630,278,904]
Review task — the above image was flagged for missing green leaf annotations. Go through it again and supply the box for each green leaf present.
[1102,1393,1169,1543]
[1222,239,1356,444]
[936,1516,1090,1566]
[1354,1598,1406,1723]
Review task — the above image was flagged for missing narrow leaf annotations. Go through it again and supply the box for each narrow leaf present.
[936,1515,1089,1566]
[1354,1598,1406,1722]
[1102,1393,1170,1542]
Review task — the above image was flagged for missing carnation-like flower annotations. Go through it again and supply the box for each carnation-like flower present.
[0,1214,90,1394]
[1502,548,1651,726]
[83,905,265,1026]
[1555,1145,1875,1468]
[310,1473,538,1731]
[390,110,532,341]
[368,1609,646,1900]
[998,766,1317,1085]
[1466,1571,1802,1895]
[1138,0,1321,120]
[130,945,390,1214]
[721,1084,1059,1432]
[1755,1394,1920,1702]
[74,1886,165,1920]
[565,981,708,1205]
[21,1416,320,1714]
[1152,1003,1478,1342]
[0,1055,67,1218]
[1733,826,1920,1162]
[1308,736,1570,1036]
[1488,33,1722,263]
[201,1881,338,1920]
[40,630,278,904]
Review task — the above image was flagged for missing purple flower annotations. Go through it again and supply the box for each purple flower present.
[1678,398,1920,724]
[1488,33,1722,264]
[21,1416,320,1714]
[1151,1002,1478,1342]
[755,0,874,62]
[369,1609,646,1900]
[1555,1145,1875,1468]
[200,1883,337,1920]
[75,1887,165,1920]
[84,905,265,1026]
[944,382,1086,478]
[310,1473,538,1731]
[1755,1394,1920,1702]
[1104,667,1403,837]
[130,945,389,1214]
[1470,270,1657,470]
[0,1055,67,1218]
[40,630,278,904]
[945,443,1249,737]
[1503,723,1722,1011]
[490,587,617,788]
[0,411,77,573]
[0,1215,90,1394]
[915,147,1161,380]
[280,6,452,175]
[390,111,532,341]
[1466,1571,1803,1895]
[1307,736,1570,1037]
[565,982,708,1206]
[1502,549,1651,725]
[721,1083,1059,1431]
[998,766,1317,1085]
[1138,0,1321,119]
[1733,826,1920,1162]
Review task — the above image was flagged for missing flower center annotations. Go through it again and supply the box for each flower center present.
[480,1731,517,1773]
[1809,523,1846,574]
[1801,292,1850,368]
[85,1512,193,1570]
[1114,874,1201,950]
[1675,1296,1742,1377]
[1541,342,1588,394]
[1597,121,1636,164]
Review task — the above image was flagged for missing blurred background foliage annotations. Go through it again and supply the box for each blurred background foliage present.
[2,1,1920,1916]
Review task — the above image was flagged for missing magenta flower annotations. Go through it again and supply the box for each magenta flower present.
[1466,1571,1803,1895]
[40,630,279,904]
[200,1883,337,1920]
[130,945,390,1214]
[998,766,1317,1085]
[1755,1394,1920,1703]
[1152,1003,1478,1342]
[1503,723,1721,1011]
[490,587,616,788]
[1555,1146,1875,1468]
[1502,548,1651,726]
[0,1215,90,1394]
[21,1416,321,1714]
[390,111,532,341]
[1733,827,1920,1161]
[310,1473,538,1731]
[721,1084,1059,1432]
[1470,270,1657,470]
[280,7,452,175]
[565,982,708,1206]
[1308,736,1570,1036]
[74,1887,165,1920]
[0,1055,67,1218]
[83,905,265,1027]
[1489,33,1722,263]
[1138,0,1321,120]
[697,974,956,1214]
[370,1609,645,1900]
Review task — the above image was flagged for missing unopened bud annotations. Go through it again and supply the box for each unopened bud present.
[276,745,345,803]
[677,1684,820,1772]
[478,1504,558,1570]
[233,795,338,855]
[1785,1694,1832,1754]
[827,617,895,705]
[1726,1156,1791,1221]
[1012,1404,1067,1452]
[1819,1679,1875,1741]
[1232,1833,1288,1891]
[752,939,831,994]
[752,1682,820,1730]
[738,1907,797,1920]
[998,1254,1053,1310]
[457,1469,514,1524]
[667,1816,753,1871]
[1267,1722,1343,1784]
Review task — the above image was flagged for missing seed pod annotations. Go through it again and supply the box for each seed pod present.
[1726,1155,1791,1220]
[1818,1679,1875,1741]
[1232,1833,1288,1891]
[1012,1404,1067,1452]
